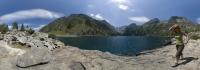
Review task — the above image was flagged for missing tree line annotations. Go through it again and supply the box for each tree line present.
[0,22,35,34]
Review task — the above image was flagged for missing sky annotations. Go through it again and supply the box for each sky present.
[1,0,200,30]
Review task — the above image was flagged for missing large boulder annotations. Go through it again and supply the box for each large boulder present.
[16,47,52,68]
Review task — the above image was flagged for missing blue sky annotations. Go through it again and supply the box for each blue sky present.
[0,0,200,30]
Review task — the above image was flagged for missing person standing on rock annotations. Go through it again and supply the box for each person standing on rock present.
[169,24,188,67]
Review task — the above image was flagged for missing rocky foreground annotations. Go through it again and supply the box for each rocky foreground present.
[0,31,200,70]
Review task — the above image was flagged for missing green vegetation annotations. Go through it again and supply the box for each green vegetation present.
[11,22,35,34]
[12,22,18,30]
[20,24,25,31]
[0,24,9,34]
[40,14,118,36]
[27,28,35,35]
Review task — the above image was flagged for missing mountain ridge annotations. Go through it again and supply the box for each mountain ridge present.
[123,16,200,36]
[40,14,119,36]
[40,14,200,36]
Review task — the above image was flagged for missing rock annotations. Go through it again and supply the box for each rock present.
[0,45,9,58]
[16,47,51,68]
[70,62,86,70]
[17,36,27,45]
[32,32,48,38]
[0,34,3,40]
[1,30,200,70]
[40,38,45,41]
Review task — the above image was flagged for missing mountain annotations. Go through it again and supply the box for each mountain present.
[123,23,145,36]
[124,16,200,36]
[40,14,118,36]
[115,25,128,34]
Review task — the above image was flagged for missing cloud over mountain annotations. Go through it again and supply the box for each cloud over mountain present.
[129,16,150,24]
[0,9,64,22]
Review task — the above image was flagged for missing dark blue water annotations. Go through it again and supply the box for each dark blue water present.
[57,36,170,56]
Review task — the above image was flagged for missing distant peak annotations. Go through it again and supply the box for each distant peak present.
[129,23,137,26]
[168,16,190,23]
[145,18,160,24]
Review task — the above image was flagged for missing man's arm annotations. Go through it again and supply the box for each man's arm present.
[182,32,189,44]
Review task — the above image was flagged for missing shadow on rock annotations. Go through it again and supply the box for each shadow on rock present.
[16,62,49,68]
[179,57,198,65]
[172,57,198,67]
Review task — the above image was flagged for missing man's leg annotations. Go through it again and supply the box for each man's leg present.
[175,45,185,63]
[171,45,180,67]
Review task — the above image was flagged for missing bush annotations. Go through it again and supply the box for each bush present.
[27,28,35,35]
[0,24,9,34]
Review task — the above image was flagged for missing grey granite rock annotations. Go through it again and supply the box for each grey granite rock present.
[16,47,51,68]
[1,30,200,70]
[70,62,86,70]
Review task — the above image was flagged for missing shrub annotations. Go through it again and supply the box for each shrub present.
[27,28,35,35]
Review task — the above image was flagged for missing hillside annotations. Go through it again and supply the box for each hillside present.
[124,16,200,36]
[40,14,118,36]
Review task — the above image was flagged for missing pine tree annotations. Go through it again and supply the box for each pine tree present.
[0,24,9,34]
[12,22,18,30]
[5,25,9,31]
[20,24,25,31]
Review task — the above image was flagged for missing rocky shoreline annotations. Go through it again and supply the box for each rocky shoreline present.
[0,31,200,70]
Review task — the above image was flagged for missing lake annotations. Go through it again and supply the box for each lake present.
[57,36,170,56]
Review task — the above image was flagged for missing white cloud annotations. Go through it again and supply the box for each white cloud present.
[89,13,111,23]
[87,4,95,9]
[118,4,129,10]
[110,0,129,4]
[89,14,105,20]
[33,24,46,31]
[129,16,150,23]
[95,14,104,20]
[8,26,12,29]
[197,18,200,24]
[89,14,95,17]
[0,9,64,22]
[110,0,130,10]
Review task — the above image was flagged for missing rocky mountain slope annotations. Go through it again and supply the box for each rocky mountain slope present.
[1,31,200,70]
[40,14,118,36]
[124,16,200,36]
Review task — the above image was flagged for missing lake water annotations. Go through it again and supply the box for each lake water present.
[57,36,170,56]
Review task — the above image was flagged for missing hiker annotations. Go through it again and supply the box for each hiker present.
[169,24,188,66]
